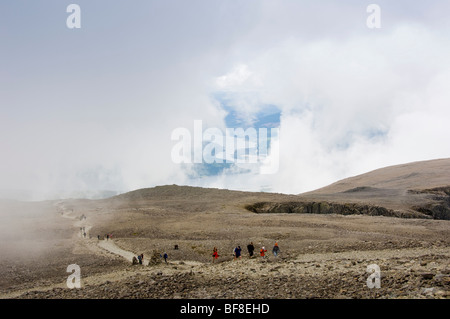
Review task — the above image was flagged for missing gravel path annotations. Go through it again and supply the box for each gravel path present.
[98,240,136,263]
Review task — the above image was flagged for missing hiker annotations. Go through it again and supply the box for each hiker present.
[140,253,144,264]
[137,254,143,265]
[212,247,219,263]
[234,246,242,260]
[273,242,280,257]
[163,252,168,264]
[106,234,109,241]
[260,246,267,258]
[247,242,255,258]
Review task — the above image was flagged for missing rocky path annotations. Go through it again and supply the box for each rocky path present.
[98,240,136,263]
[58,202,140,263]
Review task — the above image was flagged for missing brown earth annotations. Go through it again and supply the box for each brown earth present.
[249,158,450,220]
[0,158,449,299]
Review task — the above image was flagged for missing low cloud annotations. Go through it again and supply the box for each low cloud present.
[1,1,449,199]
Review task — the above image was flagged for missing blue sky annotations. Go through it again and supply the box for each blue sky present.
[1,1,450,200]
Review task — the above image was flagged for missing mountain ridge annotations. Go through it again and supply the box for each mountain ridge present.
[107,158,450,220]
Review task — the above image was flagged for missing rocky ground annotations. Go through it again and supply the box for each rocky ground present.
[0,185,449,299]
[11,245,450,299]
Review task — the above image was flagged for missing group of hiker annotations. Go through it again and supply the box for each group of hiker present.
[80,227,86,238]
[132,252,169,265]
[130,242,281,266]
[132,253,143,265]
[214,242,281,263]
[96,234,112,240]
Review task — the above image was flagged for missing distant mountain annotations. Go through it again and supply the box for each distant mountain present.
[245,158,450,220]
[289,158,450,219]
[304,158,450,194]
[98,158,450,220]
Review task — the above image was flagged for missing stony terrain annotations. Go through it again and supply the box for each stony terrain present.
[13,245,450,299]
[0,159,449,299]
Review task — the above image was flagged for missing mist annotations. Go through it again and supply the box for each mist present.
[1,1,450,200]
[0,200,70,261]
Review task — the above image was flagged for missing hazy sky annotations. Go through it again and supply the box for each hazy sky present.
[1,1,450,200]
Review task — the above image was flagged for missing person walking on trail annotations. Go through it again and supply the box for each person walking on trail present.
[260,246,267,258]
[272,242,280,257]
[234,246,242,260]
[163,252,168,264]
[247,242,255,258]
[212,247,219,263]
[137,254,143,265]
[106,234,109,241]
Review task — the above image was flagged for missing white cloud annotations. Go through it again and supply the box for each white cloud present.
[2,1,450,199]
[208,22,450,194]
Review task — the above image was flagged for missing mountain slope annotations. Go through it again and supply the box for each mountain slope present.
[247,158,450,220]
[305,158,450,194]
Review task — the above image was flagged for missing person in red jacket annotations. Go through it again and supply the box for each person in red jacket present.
[260,246,267,258]
[212,247,219,263]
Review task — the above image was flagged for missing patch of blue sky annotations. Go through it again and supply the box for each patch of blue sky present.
[187,93,281,177]
[212,92,281,129]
